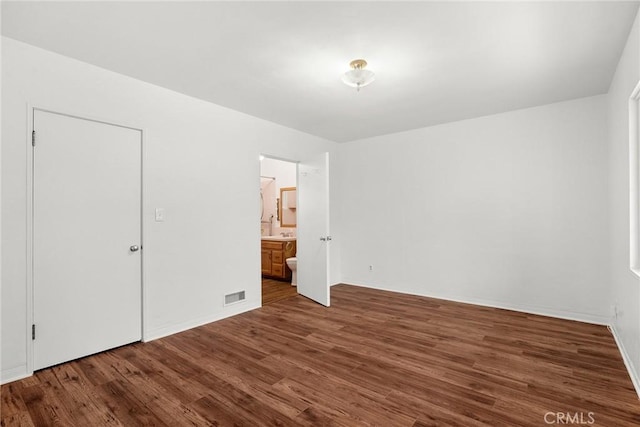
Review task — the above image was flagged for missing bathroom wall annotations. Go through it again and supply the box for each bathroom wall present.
[336,94,610,324]
[1,37,338,382]
[260,177,277,236]
[260,157,297,236]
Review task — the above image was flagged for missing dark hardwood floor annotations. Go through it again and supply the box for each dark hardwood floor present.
[2,284,640,426]
[262,277,298,306]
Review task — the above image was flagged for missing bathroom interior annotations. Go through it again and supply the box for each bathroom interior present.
[260,156,298,305]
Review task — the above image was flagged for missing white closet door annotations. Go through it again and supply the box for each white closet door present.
[33,110,142,370]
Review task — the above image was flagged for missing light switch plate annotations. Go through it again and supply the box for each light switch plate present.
[155,208,165,222]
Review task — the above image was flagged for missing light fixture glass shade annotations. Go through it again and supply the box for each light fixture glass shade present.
[342,69,375,89]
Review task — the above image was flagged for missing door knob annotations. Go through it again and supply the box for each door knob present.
[130,245,139,252]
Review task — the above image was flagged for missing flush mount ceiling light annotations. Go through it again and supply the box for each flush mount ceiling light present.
[342,59,375,91]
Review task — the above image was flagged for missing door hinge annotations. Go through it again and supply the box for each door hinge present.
[32,324,36,340]
[32,130,36,147]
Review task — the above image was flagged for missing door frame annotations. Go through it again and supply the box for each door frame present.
[258,153,300,305]
[258,152,332,306]
[25,104,147,375]
[629,81,640,278]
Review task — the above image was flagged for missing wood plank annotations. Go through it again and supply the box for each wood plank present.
[262,277,298,305]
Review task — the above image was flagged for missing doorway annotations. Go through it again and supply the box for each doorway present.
[259,152,332,307]
[260,157,298,305]
[31,109,143,370]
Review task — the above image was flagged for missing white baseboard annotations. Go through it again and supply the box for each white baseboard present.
[144,302,260,342]
[609,324,640,399]
[338,281,610,325]
[1,365,30,385]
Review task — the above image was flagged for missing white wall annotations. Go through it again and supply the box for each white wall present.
[607,10,640,393]
[336,95,610,324]
[1,37,338,382]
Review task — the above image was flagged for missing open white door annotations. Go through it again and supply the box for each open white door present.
[297,152,330,306]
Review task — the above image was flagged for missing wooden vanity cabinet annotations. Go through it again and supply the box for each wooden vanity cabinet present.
[261,240,296,280]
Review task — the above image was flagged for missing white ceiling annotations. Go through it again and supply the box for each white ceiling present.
[2,1,639,142]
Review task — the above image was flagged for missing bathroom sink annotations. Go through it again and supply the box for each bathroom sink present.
[261,235,296,241]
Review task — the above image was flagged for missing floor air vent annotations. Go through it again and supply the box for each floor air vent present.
[224,290,246,306]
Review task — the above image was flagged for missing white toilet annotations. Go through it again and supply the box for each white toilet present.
[286,257,297,286]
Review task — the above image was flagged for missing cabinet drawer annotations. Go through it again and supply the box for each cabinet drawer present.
[272,264,284,276]
[272,251,283,264]
[261,249,272,274]
[262,241,284,250]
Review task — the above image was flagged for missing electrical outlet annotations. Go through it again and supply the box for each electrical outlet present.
[369,265,373,272]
